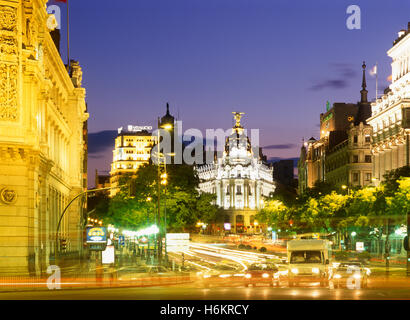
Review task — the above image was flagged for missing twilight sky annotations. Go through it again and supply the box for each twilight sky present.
[49,0,410,185]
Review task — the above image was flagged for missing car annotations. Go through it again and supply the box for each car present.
[198,262,243,288]
[331,261,369,288]
[244,263,281,287]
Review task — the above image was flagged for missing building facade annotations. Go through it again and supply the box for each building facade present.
[109,127,157,196]
[196,113,276,233]
[0,0,88,275]
[298,63,373,193]
[367,23,410,184]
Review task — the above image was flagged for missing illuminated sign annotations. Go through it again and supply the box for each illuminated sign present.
[356,242,364,252]
[127,125,153,132]
[224,223,231,230]
[86,227,107,243]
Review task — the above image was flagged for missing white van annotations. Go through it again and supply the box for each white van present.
[287,239,332,287]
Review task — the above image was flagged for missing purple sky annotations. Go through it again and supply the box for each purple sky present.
[49,0,410,185]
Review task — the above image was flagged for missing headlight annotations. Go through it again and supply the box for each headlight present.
[312,268,320,274]
[353,273,361,279]
[203,274,211,279]
[291,268,299,274]
[334,274,341,279]
[262,273,269,278]
[245,274,251,279]
[219,274,232,278]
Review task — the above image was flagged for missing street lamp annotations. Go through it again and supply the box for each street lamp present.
[341,185,350,195]
[351,231,356,251]
[155,118,174,265]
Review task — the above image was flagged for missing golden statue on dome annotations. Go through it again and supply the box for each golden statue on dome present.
[232,112,245,128]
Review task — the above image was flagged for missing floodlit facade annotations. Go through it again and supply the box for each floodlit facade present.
[109,127,157,196]
[197,113,276,233]
[0,1,88,275]
[367,23,410,184]
[298,63,372,193]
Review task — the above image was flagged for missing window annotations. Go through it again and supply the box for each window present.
[353,135,358,144]
[365,135,371,143]
[365,173,371,181]
[353,172,359,182]
[365,155,372,163]
[236,185,242,195]
[353,155,359,163]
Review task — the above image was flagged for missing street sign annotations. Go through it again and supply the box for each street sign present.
[119,235,125,246]
[86,227,107,251]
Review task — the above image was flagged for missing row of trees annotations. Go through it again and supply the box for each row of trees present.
[89,164,222,233]
[256,167,410,254]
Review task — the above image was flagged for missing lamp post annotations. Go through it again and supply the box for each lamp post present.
[155,117,173,265]
[341,185,350,195]
[146,196,152,258]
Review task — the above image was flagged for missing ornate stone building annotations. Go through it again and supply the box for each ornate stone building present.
[109,127,157,196]
[196,113,276,233]
[298,63,373,193]
[0,0,88,275]
[367,23,410,184]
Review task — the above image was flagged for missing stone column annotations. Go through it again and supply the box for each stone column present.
[391,146,398,170]
[379,151,385,179]
[398,143,405,168]
[385,148,392,172]
[216,181,221,207]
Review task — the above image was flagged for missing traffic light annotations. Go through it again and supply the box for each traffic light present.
[404,236,409,251]
[60,238,67,251]
[161,173,168,185]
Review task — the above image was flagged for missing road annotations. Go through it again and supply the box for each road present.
[0,284,409,300]
[0,242,409,300]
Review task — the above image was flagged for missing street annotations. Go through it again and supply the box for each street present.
[1,283,410,300]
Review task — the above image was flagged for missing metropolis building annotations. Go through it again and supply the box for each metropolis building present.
[0,1,88,275]
[367,23,410,184]
[196,113,276,233]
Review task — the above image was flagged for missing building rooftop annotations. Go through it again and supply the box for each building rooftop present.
[392,22,410,47]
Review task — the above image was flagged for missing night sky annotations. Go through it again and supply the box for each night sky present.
[49,0,410,185]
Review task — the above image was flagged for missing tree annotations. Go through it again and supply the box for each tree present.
[256,200,290,231]
[101,163,218,233]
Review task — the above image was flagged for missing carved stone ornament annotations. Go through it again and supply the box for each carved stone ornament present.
[0,63,18,121]
[0,187,17,205]
[0,6,17,56]
[0,6,17,32]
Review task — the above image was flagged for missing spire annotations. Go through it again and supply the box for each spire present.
[166,102,170,116]
[360,61,368,103]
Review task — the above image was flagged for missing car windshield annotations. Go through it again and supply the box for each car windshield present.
[248,264,278,271]
[290,251,322,264]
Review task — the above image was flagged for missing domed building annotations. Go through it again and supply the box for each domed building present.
[196,112,276,233]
